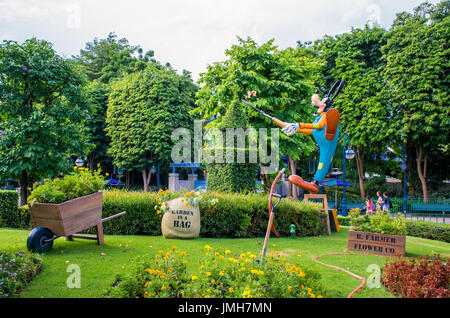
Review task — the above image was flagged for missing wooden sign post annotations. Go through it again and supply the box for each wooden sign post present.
[348,230,406,257]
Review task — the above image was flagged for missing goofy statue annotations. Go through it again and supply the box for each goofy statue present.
[281,80,344,194]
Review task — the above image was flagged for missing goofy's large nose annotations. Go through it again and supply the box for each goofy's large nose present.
[311,94,325,108]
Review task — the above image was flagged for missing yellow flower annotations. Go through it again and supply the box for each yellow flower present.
[228,287,233,293]
[206,272,211,276]
[180,251,186,256]
[307,288,312,293]
[105,173,109,176]
[185,203,189,207]
[204,245,212,251]
[224,250,231,254]
[288,286,293,292]
[191,275,198,281]
[210,279,215,284]
[156,210,161,215]
[182,260,188,264]
[219,271,224,276]
[155,254,160,258]
[145,268,153,274]
[143,291,148,297]
[205,295,210,298]
[243,290,251,297]
[318,295,323,298]
[161,286,166,290]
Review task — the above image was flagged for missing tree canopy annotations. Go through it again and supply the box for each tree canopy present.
[0,38,89,202]
[106,65,197,191]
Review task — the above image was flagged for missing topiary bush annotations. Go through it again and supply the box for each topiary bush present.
[205,96,257,193]
[0,190,18,227]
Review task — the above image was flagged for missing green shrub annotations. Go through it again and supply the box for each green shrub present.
[0,191,18,227]
[337,216,351,226]
[199,191,325,238]
[206,162,257,193]
[106,246,332,298]
[28,167,104,204]
[85,190,179,236]
[349,211,407,236]
[406,221,450,243]
[85,190,324,238]
[0,251,43,298]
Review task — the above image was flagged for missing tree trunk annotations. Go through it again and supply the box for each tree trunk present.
[19,170,28,206]
[87,153,95,172]
[406,143,416,196]
[142,170,152,192]
[288,156,298,199]
[355,146,365,199]
[261,171,271,194]
[415,144,428,203]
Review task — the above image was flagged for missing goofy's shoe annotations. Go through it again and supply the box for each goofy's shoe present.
[288,175,319,194]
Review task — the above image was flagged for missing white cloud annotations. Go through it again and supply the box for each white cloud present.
[0,0,442,81]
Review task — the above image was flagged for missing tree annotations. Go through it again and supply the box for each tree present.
[194,37,319,194]
[84,81,111,172]
[0,38,89,204]
[74,32,154,83]
[74,33,157,172]
[106,65,197,192]
[311,25,389,198]
[381,1,449,202]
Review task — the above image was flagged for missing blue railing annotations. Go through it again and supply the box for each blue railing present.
[325,197,449,223]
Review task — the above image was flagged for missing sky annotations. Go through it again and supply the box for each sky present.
[0,0,440,81]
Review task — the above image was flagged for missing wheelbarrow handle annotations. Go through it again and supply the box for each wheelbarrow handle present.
[101,211,126,223]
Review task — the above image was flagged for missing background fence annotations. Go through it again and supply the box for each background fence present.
[325,197,449,223]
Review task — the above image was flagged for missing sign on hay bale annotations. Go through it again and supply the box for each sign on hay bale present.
[161,197,200,239]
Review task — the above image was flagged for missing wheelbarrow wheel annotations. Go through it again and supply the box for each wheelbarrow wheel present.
[27,227,54,253]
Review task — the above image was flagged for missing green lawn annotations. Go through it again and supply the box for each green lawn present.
[1,227,449,298]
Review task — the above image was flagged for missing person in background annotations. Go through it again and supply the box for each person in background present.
[366,196,374,215]
[365,196,374,215]
[383,192,391,213]
[376,191,384,212]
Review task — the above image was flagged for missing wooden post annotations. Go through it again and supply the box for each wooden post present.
[96,223,104,245]
[304,194,331,235]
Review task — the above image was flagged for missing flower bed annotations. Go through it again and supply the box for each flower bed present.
[382,254,449,298]
[347,210,407,256]
[106,245,331,298]
[0,251,43,298]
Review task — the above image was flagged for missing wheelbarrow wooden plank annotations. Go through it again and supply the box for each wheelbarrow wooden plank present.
[59,191,103,220]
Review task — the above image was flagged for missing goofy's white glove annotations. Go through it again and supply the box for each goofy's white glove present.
[282,123,299,136]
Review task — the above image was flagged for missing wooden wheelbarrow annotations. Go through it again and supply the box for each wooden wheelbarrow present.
[26,191,126,253]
